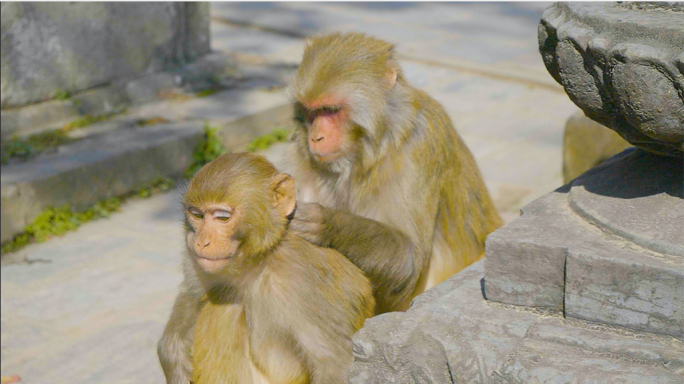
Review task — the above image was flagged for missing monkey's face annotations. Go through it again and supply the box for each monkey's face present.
[295,100,353,163]
[185,204,243,273]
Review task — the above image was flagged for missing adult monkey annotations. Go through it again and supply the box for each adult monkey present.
[288,32,502,313]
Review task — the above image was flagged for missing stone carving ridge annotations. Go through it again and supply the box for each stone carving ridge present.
[539,2,684,156]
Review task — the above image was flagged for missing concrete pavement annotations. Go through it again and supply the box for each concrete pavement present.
[1,3,579,383]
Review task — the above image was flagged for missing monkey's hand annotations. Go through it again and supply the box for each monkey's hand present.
[290,202,329,246]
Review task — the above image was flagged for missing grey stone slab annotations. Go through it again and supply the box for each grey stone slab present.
[0,100,81,139]
[485,149,684,338]
[0,96,292,244]
[485,235,567,310]
[1,3,210,108]
[566,249,684,339]
[1,50,236,139]
[351,261,683,383]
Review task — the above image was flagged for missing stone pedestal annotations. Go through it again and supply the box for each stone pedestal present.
[350,3,684,382]
[351,262,683,383]
[486,148,683,339]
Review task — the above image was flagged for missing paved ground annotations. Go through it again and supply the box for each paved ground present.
[1,3,578,383]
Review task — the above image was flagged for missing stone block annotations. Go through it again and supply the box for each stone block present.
[485,234,566,310]
[0,100,80,139]
[1,3,209,108]
[1,101,292,244]
[566,250,684,339]
[1,121,204,243]
[351,261,683,383]
[484,148,684,338]
[125,73,179,106]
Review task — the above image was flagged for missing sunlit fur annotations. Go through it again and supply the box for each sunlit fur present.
[184,153,286,258]
[288,32,503,313]
[159,153,375,384]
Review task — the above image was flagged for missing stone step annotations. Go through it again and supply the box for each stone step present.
[485,148,684,339]
[1,85,293,244]
[351,261,684,382]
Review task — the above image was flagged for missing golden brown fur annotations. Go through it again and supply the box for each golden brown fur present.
[288,32,502,313]
[158,153,374,384]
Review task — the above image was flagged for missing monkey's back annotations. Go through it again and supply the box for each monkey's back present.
[410,87,503,290]
[267,233,376,328]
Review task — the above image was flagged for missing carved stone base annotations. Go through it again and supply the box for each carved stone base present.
[350,262,683,383]
[485,148,683,338]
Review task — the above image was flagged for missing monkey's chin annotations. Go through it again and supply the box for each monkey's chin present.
[196,256,232,272]
[311,152,345,165]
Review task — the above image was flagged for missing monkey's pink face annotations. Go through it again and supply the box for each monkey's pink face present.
[185,204,242,273]
[299,99,350,163]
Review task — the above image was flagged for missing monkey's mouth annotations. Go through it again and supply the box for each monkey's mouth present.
[195,255,233,270]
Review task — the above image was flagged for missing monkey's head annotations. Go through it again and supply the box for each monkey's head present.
[291,32,401,170]
[183,153,296,274]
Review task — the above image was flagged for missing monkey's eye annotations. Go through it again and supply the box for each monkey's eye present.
[188,208,204,219]
[320,106,342,115]
[214,210,232,222]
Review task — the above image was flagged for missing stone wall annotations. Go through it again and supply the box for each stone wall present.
[0,2,210,109]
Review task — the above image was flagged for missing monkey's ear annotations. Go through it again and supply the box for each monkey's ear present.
[271,173,296,218]
[387,63,398,88]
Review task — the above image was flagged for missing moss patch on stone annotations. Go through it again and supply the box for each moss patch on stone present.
[61,114,112,132]
[0,177,176,255]
[246,128,290,152]
[1,130,73,164]
[196,88,219,98]
[185,123,227,178]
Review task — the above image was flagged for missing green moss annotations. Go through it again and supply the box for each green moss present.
[137,117,169,126]
[135,178,174,199]
[196,88,219,98]
[0,197,120,254]
[0,177,177,255]
[62,114,112,132]
[246,128,290,152]
[185,124,227,178]
[54,90,71,100]
[1,130,72,164]
[1,138,33,164]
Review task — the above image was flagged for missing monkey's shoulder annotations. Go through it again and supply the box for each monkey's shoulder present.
[265,232,373,303]
[274,233,366,277]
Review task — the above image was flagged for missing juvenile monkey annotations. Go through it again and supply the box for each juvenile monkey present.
[288,32,503,313]
[158,153,374,384]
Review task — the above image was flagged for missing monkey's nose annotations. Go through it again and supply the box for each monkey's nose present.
[196,240,210,249]
[311,135,324,143]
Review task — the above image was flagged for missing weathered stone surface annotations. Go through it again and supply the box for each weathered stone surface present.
[569,148,684,257]
[539,2,684,156]
[486,148,684,338]
[0,100,292,244]
[562,111,631,183]
[0,51,236,139]
[351,261,684,383]
[0,2,211,108]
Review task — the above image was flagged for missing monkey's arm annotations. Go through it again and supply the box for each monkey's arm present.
[292,202,434,312]
[158,279,202,384]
